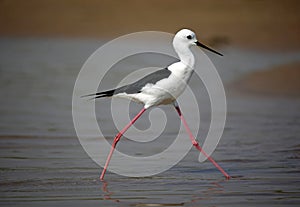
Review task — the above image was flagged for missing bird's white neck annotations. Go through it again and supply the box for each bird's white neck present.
[173,43,195,69]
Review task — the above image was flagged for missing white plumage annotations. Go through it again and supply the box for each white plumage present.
[84,28,229,180]
[84,28,223,109]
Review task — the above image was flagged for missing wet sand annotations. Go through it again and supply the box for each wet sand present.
[230,62,300,97]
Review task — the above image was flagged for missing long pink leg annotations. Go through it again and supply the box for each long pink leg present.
[174,104,230,179]
[100,108,147,180]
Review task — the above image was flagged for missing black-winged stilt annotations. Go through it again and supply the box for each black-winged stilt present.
[83,29,230,180]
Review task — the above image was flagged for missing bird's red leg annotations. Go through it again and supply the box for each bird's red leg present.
[173,103,230,179]
[100,107,147,180]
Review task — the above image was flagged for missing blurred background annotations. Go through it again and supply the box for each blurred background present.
[1,0,300,50]
[0,0,299,135]
[0,0,300,206]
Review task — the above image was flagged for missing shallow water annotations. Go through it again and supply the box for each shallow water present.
[1,94,300,206]
[0,38,300,137]
[0,38,300,206]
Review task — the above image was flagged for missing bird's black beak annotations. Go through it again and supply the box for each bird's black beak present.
[195,41,223,56]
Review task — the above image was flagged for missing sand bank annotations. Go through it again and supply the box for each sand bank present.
[230,63,300,97]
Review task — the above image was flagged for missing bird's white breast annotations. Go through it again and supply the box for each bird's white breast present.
[116,62,194,108]
[138,62,193,107]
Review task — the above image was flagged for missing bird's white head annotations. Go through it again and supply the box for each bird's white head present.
[173,28,223,58]
[173,29,198,48]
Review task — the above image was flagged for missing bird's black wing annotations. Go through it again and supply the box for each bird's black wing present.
[82,68,172,99]
[115,68,171,94]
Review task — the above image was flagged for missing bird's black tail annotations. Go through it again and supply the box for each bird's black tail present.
[81,89,115,100]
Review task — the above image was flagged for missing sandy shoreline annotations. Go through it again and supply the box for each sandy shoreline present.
[0,0,300,50]
[229,62,300,97]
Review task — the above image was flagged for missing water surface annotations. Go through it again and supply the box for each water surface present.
[0,38,299,206]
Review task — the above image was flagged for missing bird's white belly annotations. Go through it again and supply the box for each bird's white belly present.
[137,71,192,107]
[115,65,193,108]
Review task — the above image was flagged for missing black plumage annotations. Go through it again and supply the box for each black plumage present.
[82,68,172,99]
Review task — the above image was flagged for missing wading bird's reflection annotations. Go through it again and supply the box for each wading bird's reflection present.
[100,178,229,206]
[101,181,120,203]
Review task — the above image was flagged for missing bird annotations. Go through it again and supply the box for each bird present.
[83,29,230,180]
